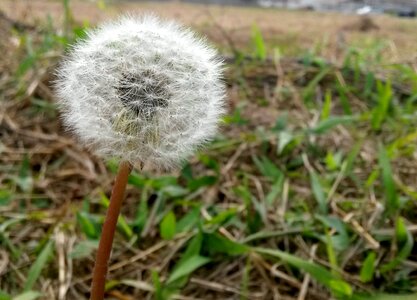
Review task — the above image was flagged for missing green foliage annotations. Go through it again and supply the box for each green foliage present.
[176,207,201,233]
[256,247,352,297]
[316,215,350,251]
[353,293,417,300]
[360,252,376,283]
[69,240,99,259]
[13,291,42,300]
[76,210,100,240]
[151,270,163,300]
[380,217,413,273]
[309,115,358,134]
[133,185,150,234]
[203,233,249,256]
[0,190,12,206]
[378,145,400,214]
[100,193,133,238]
[371,80,393,130]
[15,156,33,193]
[160,211,176,240]
[23,240,54,291]
[253,156,283,180]
[2,3,417,298]
[167,256,210,284]
[303,66,331,102]
[0,291,10,300]
[251,25,266,61]
[309,170,328,214]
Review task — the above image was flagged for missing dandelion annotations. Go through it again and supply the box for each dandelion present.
[55,15,225,300]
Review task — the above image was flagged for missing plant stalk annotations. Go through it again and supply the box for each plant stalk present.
[90,161,132,300]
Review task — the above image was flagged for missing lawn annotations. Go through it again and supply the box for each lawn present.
[0,1,417,299]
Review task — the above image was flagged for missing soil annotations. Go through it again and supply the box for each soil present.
[1,0,417,60]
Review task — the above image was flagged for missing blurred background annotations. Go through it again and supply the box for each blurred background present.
[1,0,417,300]
[152,0,417,15]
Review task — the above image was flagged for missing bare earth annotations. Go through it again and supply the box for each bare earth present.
[1,0,417,60]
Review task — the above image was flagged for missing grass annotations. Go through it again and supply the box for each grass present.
[1,1,417,299]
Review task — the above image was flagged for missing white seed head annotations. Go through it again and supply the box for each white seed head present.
[55,15,226,170]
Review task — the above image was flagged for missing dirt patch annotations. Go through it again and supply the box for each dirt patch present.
[343,16,380,32]
[1,0,417,60]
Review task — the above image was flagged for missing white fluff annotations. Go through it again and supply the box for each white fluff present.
[55,15,226,170]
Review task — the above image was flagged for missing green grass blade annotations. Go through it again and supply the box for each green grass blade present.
[309,171,328,215]
[381,217,413,273]
[13,291,42,300]
[359,252,376,283]
[0,290,11,300]
[176,207,200,233]
[133,185,149,234]
[325,230,339,276]
[321,90,332,120]
[23,240,54,291]
[378,145,400,214]
[303,67,330,102]
[160,211,176,240]
[204,233,249,256]
[151,270,163,300]
[255,247,352,297]
[69,240,99,259]
[309,115,358,134]
[278,131,295,154]
[335,82,352,115]
[251,25,266,61]
[353,293,417,300]
[167,255,210,284]
[164,232,204,291]
[100,193,133,238]
[76,211,99,240]
[252,156,283,180]
[371,80,392,130]
[240,257,251,300]
[344,140,363,177]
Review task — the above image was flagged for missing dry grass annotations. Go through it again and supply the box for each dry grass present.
[1,0,417,59]
[1,1,417,300]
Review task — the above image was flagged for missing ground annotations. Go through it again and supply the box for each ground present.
[2,0,417,59]
[0,1,417,300]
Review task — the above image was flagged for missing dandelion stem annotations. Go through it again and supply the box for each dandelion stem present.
[91,161,132,300]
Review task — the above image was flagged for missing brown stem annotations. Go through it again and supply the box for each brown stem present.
[90,161,132,300]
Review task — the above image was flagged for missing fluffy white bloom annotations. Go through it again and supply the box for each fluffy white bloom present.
[55,15,226,169]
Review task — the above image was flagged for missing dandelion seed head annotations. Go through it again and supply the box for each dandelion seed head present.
[55,15,226,169]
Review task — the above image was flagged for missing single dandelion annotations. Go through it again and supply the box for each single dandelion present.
[55,15,225,300]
